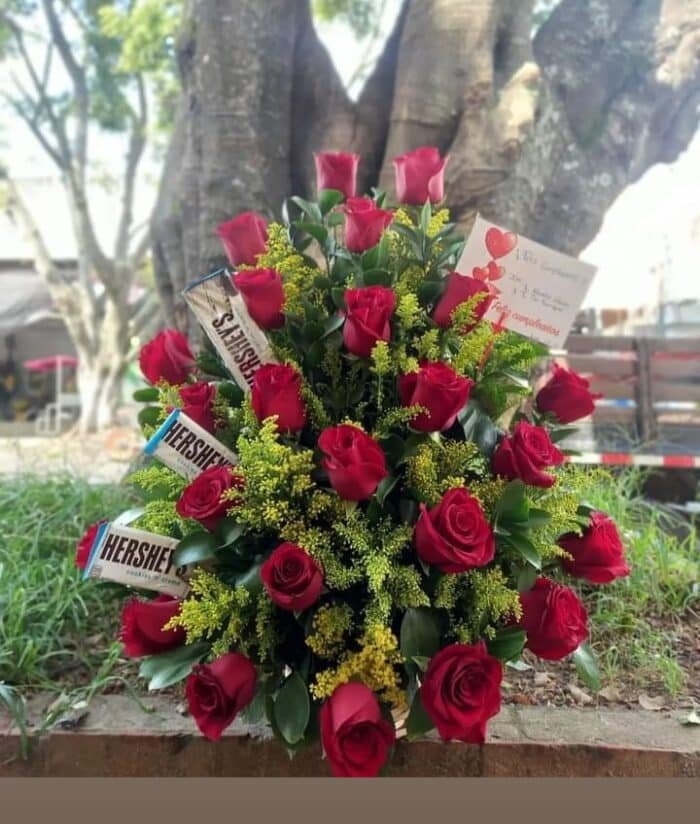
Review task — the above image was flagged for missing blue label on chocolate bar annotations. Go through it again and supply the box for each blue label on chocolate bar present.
[144,408,181,456]
[182,267,228,293]
[82,520,110,580]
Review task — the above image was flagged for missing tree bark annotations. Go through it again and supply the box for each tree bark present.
[152,0,700,328]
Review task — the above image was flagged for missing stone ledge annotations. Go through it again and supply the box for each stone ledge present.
[1,696,698,777]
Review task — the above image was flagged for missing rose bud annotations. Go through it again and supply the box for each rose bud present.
[318,424,388,501]
[536,363,603,424]
[261,542,323,611]
[180,381,217,434]
[343,286,396,358]
[119,594,185,658]
[519,577,589,660]
[216,211,268,267]
[74,521,104,570]
[251,364,307,434]
[139,328,195,386]
[320,682,395,777]
[433,273,493,330]
[186,652,257,741]
[492,421,564,488]
[399,362,472,432]
[414,487,495,573]
[559,512,630,584]
[176,465,243,531]
[232,267,285,330]
[393,146,448,205]
[343,196,393,253]
[420,641,502,743]
[314,151,360,199]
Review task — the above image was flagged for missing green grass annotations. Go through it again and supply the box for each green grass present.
[0,475,135,690]
[578,468,698,695]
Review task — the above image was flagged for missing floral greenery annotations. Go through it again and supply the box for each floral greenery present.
[122,193,616,763]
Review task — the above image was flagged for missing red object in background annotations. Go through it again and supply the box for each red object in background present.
[23,355,78,372]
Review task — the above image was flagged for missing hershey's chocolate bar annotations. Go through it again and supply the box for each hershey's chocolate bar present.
[83,522,189,597]
[182,269,277,390]
[144,408,237,480]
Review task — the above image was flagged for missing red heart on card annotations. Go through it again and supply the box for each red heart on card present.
[485,228,517,259]
[472,265,490,281]
[486,260,505,280]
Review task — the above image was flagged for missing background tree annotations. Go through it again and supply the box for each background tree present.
[152,0,699,331]
[0,0,179,432]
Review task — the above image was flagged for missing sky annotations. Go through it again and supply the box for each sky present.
[2,4,698,312]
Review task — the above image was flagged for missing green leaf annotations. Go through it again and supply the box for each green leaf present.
[240,686,267,726]
[405,691,434,741]
[399,498,419,525]
[331,287,347,309]
[216,518,244,548]
[362,268,392,287]
[517,565,539,592]
[133,386,159,403]
[318,188,344,215]
[174,532,220,567]
[495,479,528,523]
[411,656,431,672]
[549,426,578,443]
[273,671,310,745]
[459,400,501,457]
[138,642,209,691]
[217,381,244,407]
[295,221,328,246]
[305,340,325,368]
[400,608,442,661]
[420,200,432,233]
[321,313,345,339]
[504,532,542,569]
[526,508,552,529]
[327,211,345,229]
[417,280,443,306]
[138,406,162,429]
[361,244,380,270]
[501,369,531,390]
[375,474,399,505]
[290,196,322,223]
[486,627,526,662]
[302,321,325,344]
[572,643,601,692]
[235,561,263,596]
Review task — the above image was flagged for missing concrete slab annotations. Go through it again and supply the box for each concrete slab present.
[1,695,698,777]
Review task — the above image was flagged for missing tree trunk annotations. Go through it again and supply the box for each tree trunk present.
[152,0,700,329]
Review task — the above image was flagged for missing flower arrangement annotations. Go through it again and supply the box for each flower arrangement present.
[77,147,629,777]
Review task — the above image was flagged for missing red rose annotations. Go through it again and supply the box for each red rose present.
[119,594,185,658]
[180,381,217,434]
[314,151,360,199]
[318,424,388,501]
[559,512,630,584]
[536,363,602,424]
[343,196,393,253]
[185,652,257,741]
[176,465,242,531]
[519,577,588,660]
[393,146,448,205]
[343,286,396,358]
[261,542,323,611]
[75,521,104,570]
[320,682,395,777]
[232,267,285,330]
[139,328,195,386]
[251,364,307,434]
[433,273,493,330]
[414,487,494,573]
[399,362,472,432]
[492,421,564,488]
[420,642,502,743]
[216,211,268,267]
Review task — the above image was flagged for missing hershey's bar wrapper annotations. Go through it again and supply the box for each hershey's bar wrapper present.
[83,522,189,598]
[144,408,237,480]
[183,268,277,390]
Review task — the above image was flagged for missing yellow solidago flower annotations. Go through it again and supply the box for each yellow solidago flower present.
[311,625,405,709]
